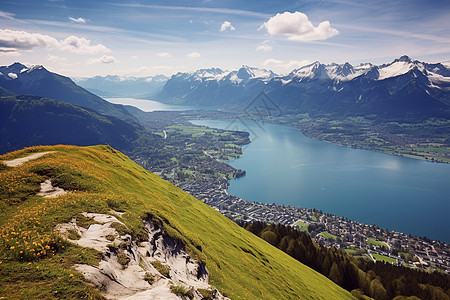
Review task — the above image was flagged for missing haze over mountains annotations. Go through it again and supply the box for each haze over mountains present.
[157,56,450,121]
[75,74,168,98]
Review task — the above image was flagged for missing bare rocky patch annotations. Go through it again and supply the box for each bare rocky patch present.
[37,179,67,198]
[55,213,228,300]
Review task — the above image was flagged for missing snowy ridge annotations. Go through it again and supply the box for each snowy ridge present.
[278,56,450,84]
[173,66,276,85]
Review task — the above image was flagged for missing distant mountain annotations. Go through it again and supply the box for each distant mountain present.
[157,56,450,121]
[158,66,277,106]
[75,74,168,98]
[0,63,136,122]
[0,89,140,154]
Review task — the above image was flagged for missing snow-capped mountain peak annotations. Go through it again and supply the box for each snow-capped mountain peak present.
[377,57,423,80]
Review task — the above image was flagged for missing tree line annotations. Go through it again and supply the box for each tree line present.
[240,221,450,300]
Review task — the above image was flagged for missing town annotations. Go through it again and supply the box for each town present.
[178,176,450,275]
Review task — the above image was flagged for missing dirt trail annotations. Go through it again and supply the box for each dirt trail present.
[2,151,55,167]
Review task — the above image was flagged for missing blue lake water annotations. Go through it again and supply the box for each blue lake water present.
[105,97,195,112]
[191,119,450,242]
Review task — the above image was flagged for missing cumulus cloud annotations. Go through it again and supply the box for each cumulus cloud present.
[60,36,111,54]
[156,52,170,57]
[187,52,201,58]
[256,40,272,52]
[219,21,235,32]
[0,29,111,54]
[88,55,117,64]
[0,29,59,50]
[69,17,86,23]
[261,11,339,41]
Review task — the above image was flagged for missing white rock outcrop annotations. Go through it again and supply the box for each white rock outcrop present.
[37,179,67,198]
[56,213,228,300]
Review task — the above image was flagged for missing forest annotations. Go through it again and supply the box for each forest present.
[241,221,450,300]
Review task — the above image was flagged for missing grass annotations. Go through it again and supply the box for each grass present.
[372,254,397,264]
[150,260,170,277]
[67,229,81,240]
[298,223,310,233]
[75,214,101,229]
[318,231,338,240]
[367,238,389,249]
[294,220,304,227]
[0,145,354,299]
[198,288,213,298]
[343,248,357,255]
[170,285,193,298]
[117,251,130,266]
[144,272,154,284]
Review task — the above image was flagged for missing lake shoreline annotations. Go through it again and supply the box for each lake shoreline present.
[191,119,450,244]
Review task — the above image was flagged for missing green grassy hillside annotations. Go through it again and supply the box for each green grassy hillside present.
[0,145,354,299]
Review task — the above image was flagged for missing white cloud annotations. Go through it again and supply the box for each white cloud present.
[256,40,272,52]
[187,52,201,58]
[61,36,111,54]
[69,17,86,24]
[219,21,235,32]
[47,54,66,62]
[0,29,111,55]
[263,58,311,73]
[262,11,339,41]
[286,60,311,69]
[0,10,15,20]
[89,55,117,64]
[131,55,139,59]
[0,29,59,50]
[0,47,20,56]
[156,52,170,57]
[264,58,283,66]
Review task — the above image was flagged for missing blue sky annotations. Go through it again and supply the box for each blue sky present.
[0,0,449,77]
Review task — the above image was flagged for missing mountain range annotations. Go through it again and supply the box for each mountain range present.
[0,63,136,122]
[157,56,450,121]
[75,74,168,98]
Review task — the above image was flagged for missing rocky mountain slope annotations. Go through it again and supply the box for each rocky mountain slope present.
[0,145,354,299]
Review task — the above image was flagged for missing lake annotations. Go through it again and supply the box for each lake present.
[105,97,195,112]
[191,119,450,242]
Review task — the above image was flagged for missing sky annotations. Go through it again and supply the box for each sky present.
[0,0,449,78]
